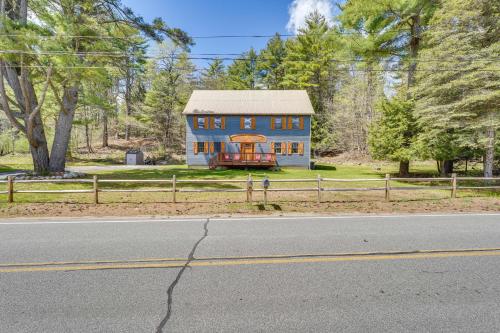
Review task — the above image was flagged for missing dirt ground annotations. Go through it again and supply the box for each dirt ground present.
[1,196,498,219]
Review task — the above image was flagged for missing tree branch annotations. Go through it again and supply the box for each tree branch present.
[0,63,26,133]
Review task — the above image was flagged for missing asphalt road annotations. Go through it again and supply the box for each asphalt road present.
[1,214,500,332]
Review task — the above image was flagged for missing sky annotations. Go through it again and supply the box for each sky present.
[121,0,339,69]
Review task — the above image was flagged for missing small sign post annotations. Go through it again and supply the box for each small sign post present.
[262,176,270,205]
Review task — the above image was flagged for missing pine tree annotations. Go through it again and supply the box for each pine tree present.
[226,48,259,89]
[282,12,342,150]
[414,0,500,177]
[258,33,287,89]
[340,0,437,175]
[200,59,227,90]
[143,45,196,151]
[369,91,418,176]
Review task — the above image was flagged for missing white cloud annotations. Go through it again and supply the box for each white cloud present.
[286,0,334,33]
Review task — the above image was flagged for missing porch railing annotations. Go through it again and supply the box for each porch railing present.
[217,152,276,163]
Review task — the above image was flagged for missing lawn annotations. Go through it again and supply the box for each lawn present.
[0,158,497,210]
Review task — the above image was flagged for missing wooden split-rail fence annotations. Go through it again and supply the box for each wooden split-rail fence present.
[0,174,498,204]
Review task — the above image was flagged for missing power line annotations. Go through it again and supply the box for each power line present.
[0,27,488,40]
[5,64,500,73]
[1,49,498,64]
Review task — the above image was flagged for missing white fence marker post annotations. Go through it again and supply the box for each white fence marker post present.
[172,174,177,203]
[385,174,391,202]
[317,174,322,203]
[451,173,457,198]
[93,175,99,204]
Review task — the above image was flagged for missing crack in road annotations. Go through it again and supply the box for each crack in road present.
[155,218,210,333]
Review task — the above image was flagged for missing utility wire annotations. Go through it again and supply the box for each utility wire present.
[5,64,499,73]
[0,27,483,40]
[0,49,498,63]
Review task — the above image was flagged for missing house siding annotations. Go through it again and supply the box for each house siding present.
[186,115,311,168]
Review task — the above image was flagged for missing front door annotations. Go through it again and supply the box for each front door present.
[241,143,254,161]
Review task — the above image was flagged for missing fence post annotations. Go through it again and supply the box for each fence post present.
[385,173,391,202]
[246,174,253,203]
[7,176,13,203]
[93,175,99,204]
[317,174,321,203]
[451,173,457,198]
[172,174,177,203]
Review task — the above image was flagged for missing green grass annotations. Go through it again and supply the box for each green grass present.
[0,161,497,205]
[92,161,437,180]
[0,153,121,172]
[0,153,497,205]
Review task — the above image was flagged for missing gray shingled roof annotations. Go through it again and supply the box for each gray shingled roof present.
[182,90,315,115]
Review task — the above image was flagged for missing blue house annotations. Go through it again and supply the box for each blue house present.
[182,90,314,168]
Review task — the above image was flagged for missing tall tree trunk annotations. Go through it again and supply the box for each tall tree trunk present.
[102,111,108,148]
[0,0,53,174]
[441,160,453,176]
[399,161,410,177]
[407,15,421,91]
[49,86,78,172]
[124,62,132,141]
[484,127,495,177]
[1,65,51,174]
[398,16,422,176]
[85,123,93,153]
[26,112,50,174]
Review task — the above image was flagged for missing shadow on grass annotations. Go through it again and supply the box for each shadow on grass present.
[254,204,284,211]
[67,156,122,165]
[314,164,337,171]
[0,165,19,173]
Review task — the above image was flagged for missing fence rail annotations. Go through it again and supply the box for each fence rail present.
[1,173,499,204]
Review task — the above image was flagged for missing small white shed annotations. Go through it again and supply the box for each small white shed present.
[125,150,144,165]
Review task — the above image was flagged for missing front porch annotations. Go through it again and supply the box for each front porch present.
[208,133,276,169]
[209,152,277,169]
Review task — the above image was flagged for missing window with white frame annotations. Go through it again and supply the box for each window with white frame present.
[274,117,282,129]
[291,116,300,129]
[243,116,252,129]
[214,116,222,129]
[197,116,206,129]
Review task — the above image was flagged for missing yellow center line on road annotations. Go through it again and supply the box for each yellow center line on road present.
[3,247,500,268]
[1,249,500,273]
